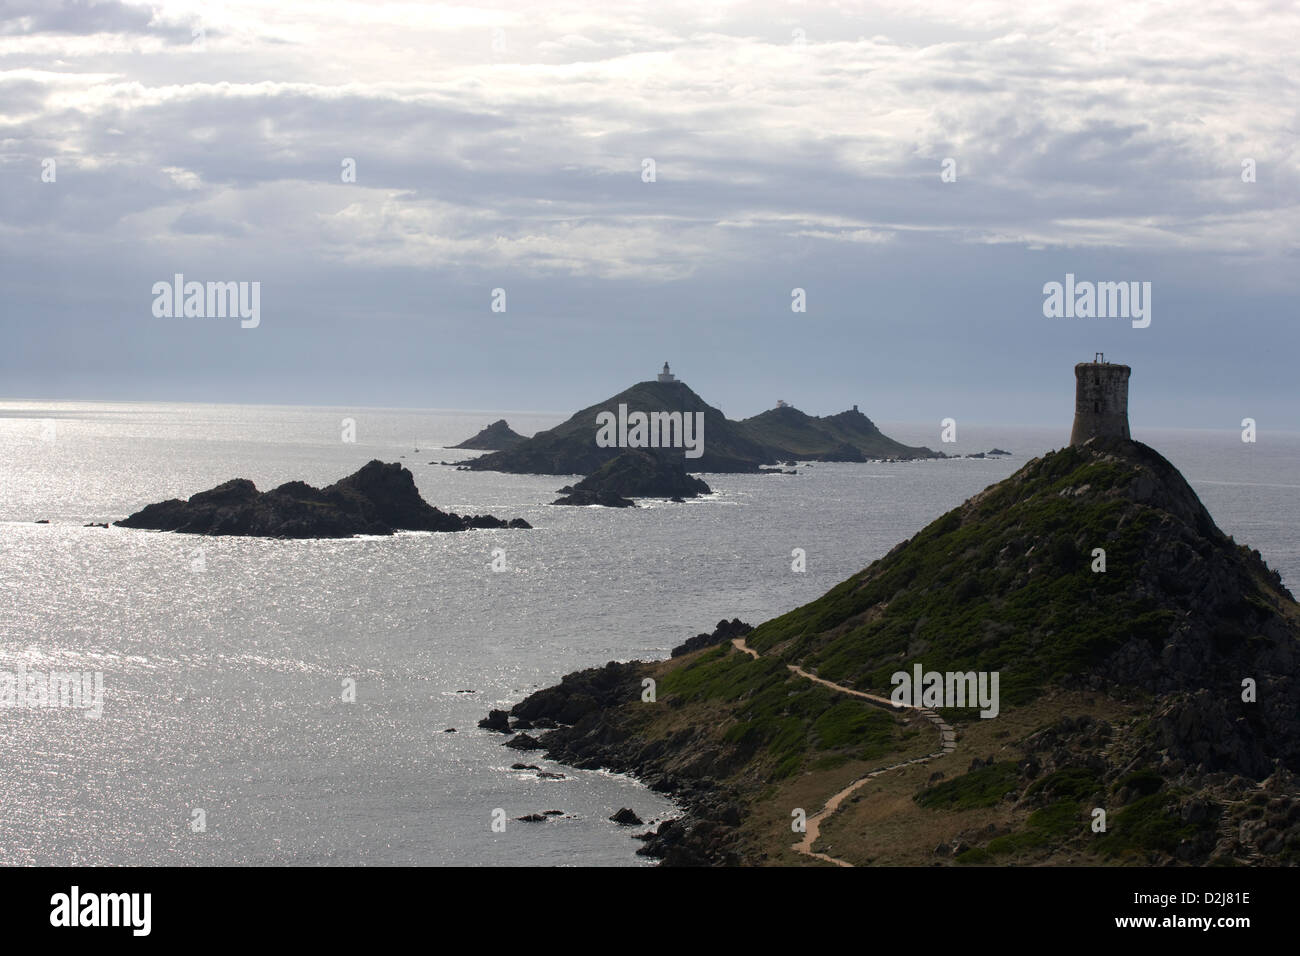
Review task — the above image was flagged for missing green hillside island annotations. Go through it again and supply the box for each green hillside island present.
[465,365,939,475]
[486,363,1300,867]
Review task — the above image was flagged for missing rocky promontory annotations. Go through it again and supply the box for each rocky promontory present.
[490,438,1300,866]
[553,449,712,507]
[451,419,527,450]
[484,619,759,865]
[115,460,531,538]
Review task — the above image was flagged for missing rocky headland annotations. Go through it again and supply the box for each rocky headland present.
[486,438,1300,866]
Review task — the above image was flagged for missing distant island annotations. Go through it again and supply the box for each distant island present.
[486,360,1300,866]
[451,419,527,450]
[553,449,712,507]
[115,460,531,538]
[465,364,940,475]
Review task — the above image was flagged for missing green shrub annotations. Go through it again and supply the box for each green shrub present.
[916,761,1019,810]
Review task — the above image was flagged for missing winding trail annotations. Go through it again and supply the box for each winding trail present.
[732,637,957,867]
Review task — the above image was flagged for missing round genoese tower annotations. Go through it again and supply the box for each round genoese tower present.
[1070,353,1131,446]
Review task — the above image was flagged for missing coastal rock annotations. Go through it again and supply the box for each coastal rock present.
[553,449,710,507]
[670,618,754,657]
[114,460,530,538]
[808,441,867,463]
[610,808,643,825]
[552,489,637,508]
[478,710,512,733]
[487,655,746,866]
[451,419,527,450]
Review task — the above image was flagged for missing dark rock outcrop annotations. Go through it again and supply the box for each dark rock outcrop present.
[553,449,711,507]
[114,460,531,538]
[487,624,757,866]
[808,441,867,463]
[553,489,637,508]
[671,618,753,657]
[451,419,527,450]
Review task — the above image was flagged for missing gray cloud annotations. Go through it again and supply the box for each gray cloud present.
[0,0,156,36]
[0,1,1295,425]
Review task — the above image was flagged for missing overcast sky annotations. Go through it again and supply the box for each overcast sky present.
[1,0,1296,428]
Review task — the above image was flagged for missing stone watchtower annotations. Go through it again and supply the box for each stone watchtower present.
[1070,353,1131,446]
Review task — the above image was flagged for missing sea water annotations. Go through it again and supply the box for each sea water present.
[1,401,1294,865]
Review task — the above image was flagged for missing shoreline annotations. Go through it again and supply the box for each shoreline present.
[485,620,758,866]
[491,628,962,867]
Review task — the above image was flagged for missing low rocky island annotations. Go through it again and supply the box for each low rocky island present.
[553,449,712,507]
[451,419,527,450]
[115,460,531,538]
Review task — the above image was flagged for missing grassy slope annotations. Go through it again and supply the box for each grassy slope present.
[745,440,1289,706]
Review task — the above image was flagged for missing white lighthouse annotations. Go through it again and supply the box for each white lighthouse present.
[657,362,678,383]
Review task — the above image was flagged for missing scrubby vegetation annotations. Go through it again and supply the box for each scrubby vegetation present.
[659,645,902,779]
[916,762,1020,810]
[745,439,1281,709]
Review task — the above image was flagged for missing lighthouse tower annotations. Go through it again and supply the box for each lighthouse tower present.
[1070,353,1131,446]
[657,362,678,384]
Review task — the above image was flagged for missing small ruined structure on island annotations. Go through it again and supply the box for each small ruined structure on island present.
[657,362,679,384]
[1070,352,1131,446]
